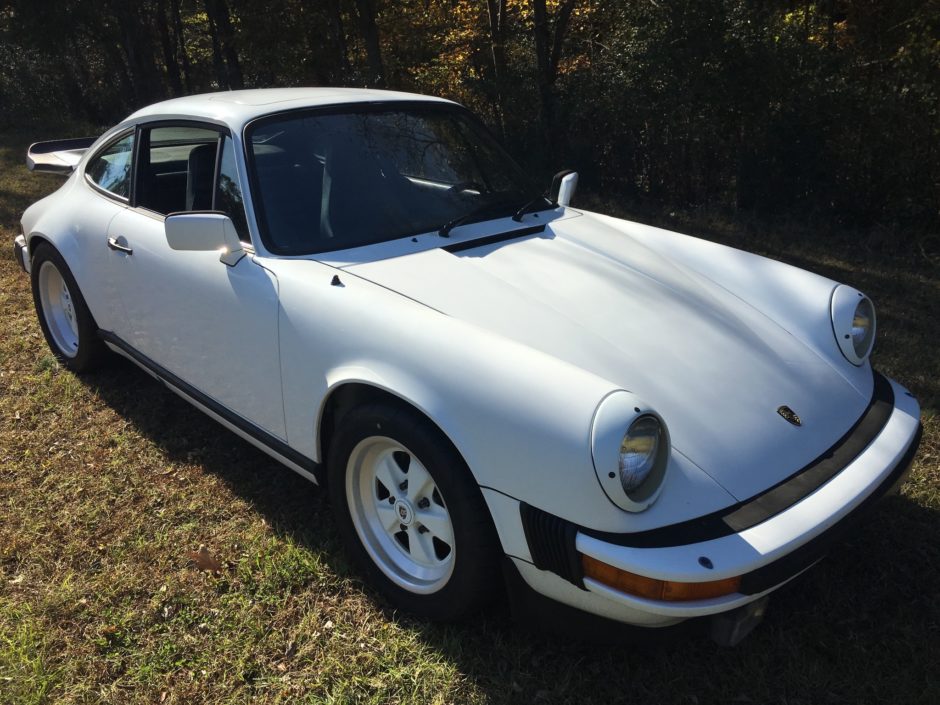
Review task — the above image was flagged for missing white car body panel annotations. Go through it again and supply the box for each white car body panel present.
[343,211,870,501]
[17,88,921,635]
[20,179,127,332]
[105,208,286,438]
[589,212,874,393]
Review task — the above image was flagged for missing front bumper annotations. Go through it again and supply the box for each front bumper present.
[497,374,921,629]
[13,234,29,273]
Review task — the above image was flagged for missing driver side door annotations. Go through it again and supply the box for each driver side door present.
[106,123,287,440]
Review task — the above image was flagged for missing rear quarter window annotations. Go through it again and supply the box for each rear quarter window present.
[86,132,135,198]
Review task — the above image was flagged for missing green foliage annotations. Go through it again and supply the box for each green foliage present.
[0,0,937,240]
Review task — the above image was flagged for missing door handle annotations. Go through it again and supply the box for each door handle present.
[107,237,133,255]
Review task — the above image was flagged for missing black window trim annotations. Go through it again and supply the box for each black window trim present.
[83,128,136,204]
[131,119,233,214]
[241,100,533,257]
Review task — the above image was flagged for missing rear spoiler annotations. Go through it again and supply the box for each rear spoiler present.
[27,137,97,175]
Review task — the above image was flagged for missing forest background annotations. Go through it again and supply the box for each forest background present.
[1,0,937,248]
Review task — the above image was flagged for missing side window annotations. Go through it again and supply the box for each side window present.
[86,133,134,198]
[136,126,220,215]
[216,136,250,242]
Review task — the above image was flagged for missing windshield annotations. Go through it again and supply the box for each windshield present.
[246,104,539,254]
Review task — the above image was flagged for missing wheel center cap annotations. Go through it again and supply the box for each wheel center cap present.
[394,499,413,526]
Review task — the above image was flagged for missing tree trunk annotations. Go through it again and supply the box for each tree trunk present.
[485,0,508,136]
[353,0,385,87]
[532,0,555,145]
[110,2,167,104]
[171,0,193,93]
[204,0,243,89]
[156,0,184,96]
[531,0,577,152]
[205,8,231,89]
[330,0,353,82]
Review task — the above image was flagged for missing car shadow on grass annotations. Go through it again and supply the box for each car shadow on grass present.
[82,355,939,705]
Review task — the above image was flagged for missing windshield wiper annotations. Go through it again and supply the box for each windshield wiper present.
[511,193,554,222]
[439,200,515,237]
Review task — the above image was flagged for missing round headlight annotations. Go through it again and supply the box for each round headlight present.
[592,393,670,512]
[831,285,876,365]
[619,415,663,492]
[851,298,875,359]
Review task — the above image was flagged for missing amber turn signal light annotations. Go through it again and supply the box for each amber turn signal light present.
[582,554,741,602]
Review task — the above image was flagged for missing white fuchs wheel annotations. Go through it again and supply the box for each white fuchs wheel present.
[328,403,500,621]
[37,260,80,358]
[30,243,108,372]
[345,436,456,594]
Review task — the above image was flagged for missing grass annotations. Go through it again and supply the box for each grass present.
[1,130,938,704]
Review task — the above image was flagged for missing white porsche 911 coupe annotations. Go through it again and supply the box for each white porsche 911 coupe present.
[15,88,921,644]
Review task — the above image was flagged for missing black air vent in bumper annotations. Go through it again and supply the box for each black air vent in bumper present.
[519,503,583,588]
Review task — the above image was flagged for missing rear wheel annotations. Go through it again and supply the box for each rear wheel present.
[328,403,500,620]
[30,243,107,372]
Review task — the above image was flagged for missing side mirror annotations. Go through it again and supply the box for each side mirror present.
[550,170,578,208]
[165,212,245,266]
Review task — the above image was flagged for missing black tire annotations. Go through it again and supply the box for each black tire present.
[30,243,108,372]
[328,402,501,621]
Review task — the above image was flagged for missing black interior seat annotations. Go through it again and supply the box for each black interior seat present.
[186,144,217,211]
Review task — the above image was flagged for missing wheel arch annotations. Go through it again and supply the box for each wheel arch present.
[27,235,102,330]
[317,377,470,485]
[26,232,55,258]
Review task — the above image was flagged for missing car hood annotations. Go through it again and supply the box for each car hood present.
[343,214,870,501]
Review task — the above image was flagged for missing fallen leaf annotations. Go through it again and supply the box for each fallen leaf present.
[188,545,223,573]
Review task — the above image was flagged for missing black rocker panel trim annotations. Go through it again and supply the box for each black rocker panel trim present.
[99,330,322,480]
[442,224,546,253]
[581,371,895,548]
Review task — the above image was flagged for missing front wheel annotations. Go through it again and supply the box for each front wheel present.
[328,403,500,620]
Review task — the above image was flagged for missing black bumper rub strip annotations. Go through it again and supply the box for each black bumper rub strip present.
[738,422,922,595]
[582,371,896,548]
[442,224,546,253]
[520,502,584,588]
[98,330,322,480]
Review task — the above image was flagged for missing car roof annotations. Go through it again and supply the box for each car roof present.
[125,88,456,131]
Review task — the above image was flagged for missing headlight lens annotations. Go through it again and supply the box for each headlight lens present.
[851,298,875,359]
[831,285,876,365]
[619,415,663,492]
[591,393,670,511]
